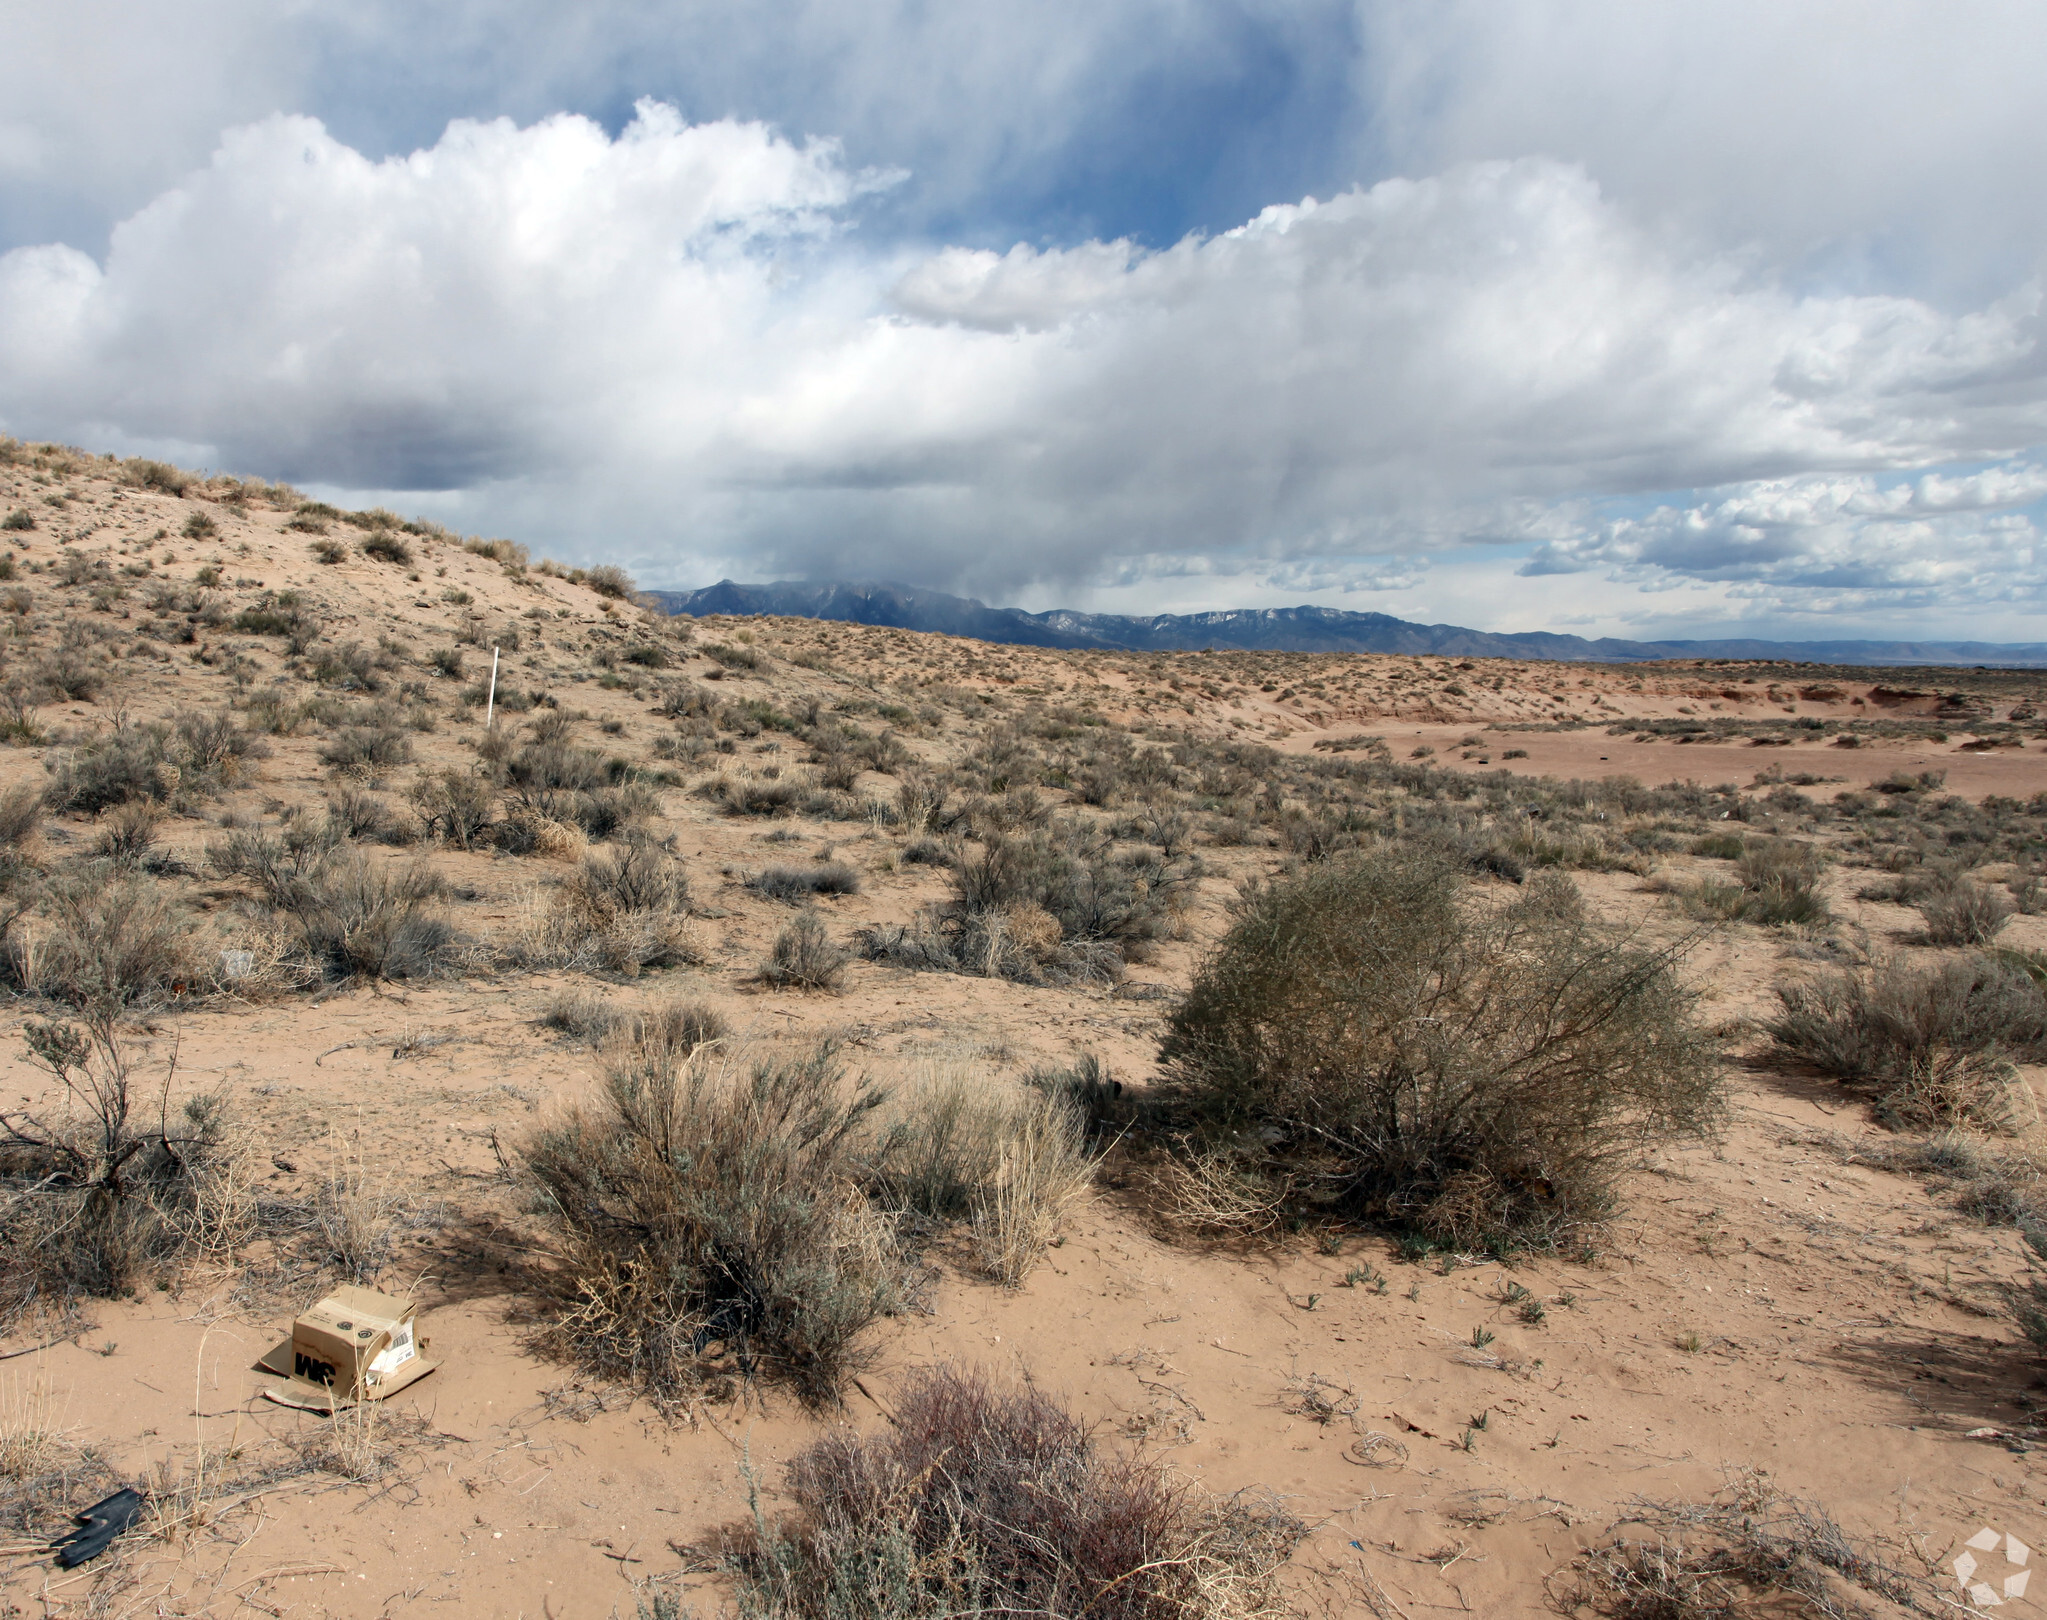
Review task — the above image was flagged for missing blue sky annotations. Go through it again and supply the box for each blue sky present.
[1,1,2044,640]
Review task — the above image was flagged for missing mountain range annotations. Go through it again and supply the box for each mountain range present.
[647,580,2047,668]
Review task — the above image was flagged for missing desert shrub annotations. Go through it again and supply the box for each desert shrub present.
[1765,955,2047,1128]
[703,641,762,671]
[1158,854,1723,1247]
[864,1063,1091,1284]
[728,1363,1303,1620]
[1919,878,2015,946]
[464,537,529,567]
[43,729,170,813]
[326,787,403,844]
[1729,839,1831,926]
[0,1019,248,1311]
[93,801,161,864]
[534,833,698,975]
[8,869,197,1011]
[360,532,413,567]
[265,852,454,981]
[0,786,40,849]
[866,823,1194,986]
[760,913,848,990]
[319,725,412,776]
[122,459,190,496]
[411,769,496,848]
[715,775,800,817]
[1,510,33,532]
[523,1037,900,1404]
[44,712,263,815]
[654,680,714,720]
[547,993,727,1051]
[749,862,862,902]
[585,564,635,599]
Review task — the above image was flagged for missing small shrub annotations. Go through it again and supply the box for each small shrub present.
[704,642,763,671]
[585,564,635,599]
[728,1363,1303,1620]
[361,532,414,567]
[318,726,412,776]
[523,1037,899,1404]
[1159,853,1723,1247]
[411,769,496,848]
[1766,955,2047,1128]
[760,913,848,991]
[93,801,161,864]
[0,511,32,533]
[122,459,190,496]
[533,833,697,975]
[9,869,197,1011]
[1919,878,2015,946]
[180,511,215,540]
[311,538,347,564]
[748,862,862,902]
[0,1019,248,1309]
[266,852,454,981]
[716,775,800,817]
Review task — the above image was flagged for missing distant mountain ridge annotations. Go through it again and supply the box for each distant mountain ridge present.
[647,580,2047,668]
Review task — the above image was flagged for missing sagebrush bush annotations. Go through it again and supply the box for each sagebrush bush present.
[864,822,1193,986]
[524,1038,900,1404]
[749,861,861,902]
[729,1363,1303,1620]
[266,851,455,981]
[760,912,849,990]
[8,868,197,1010]
[318,725,411,776]
[43,712,262,813]
[1158,853,1723,1246]
[535,833,697,975]
[1918,878,2015,946]
[0,1019,248,1311]
[1766,954,2047,1128]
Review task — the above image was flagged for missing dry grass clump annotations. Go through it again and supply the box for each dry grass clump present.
[523,1037,902,1405]
[1766,954,2047,1129]
[1159,853,1723,1248]
[0,1019,250,1312]
[728,1363,1303,1620]
[541,990,726,1052]
[865,1061,1092,1284]
[1556,1473,1924,1619]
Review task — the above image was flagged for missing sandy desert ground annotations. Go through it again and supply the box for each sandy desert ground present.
[0,441,2040,1617]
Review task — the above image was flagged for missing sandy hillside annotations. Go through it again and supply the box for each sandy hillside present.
[0,441,2040,1617]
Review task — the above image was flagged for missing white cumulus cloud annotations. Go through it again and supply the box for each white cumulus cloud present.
[0,100,2043,629]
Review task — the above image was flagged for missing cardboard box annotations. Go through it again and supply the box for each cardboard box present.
[256,1285,436,1407]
